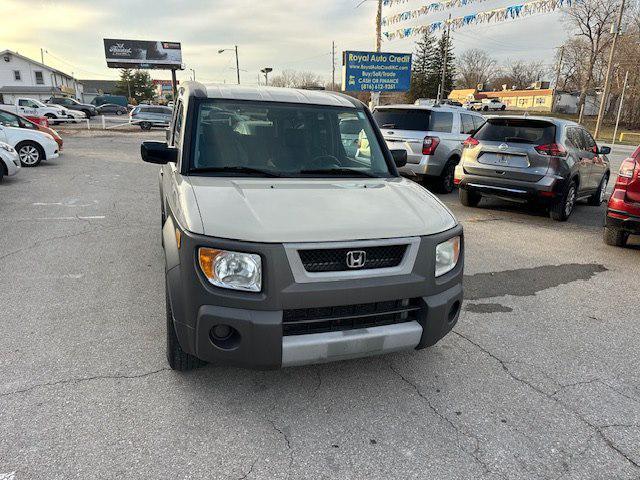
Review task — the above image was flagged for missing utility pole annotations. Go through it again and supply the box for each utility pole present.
[40,48,46,65]
[552,45,565,113]
[190,68,196,81]
[594,0,625,139]
[332,41,336,91]
[235,45,240,85]
[612,70,629,146]
[371,0,383,108]
[438,14,452,104]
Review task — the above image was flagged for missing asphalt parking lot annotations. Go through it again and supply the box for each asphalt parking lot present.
[0,133,638,480]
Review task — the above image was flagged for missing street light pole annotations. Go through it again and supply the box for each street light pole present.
[218,46,241,85]
[612,70,629,146]
[594,0,626,139]
[190,68,196,81]
[261,67,273,86]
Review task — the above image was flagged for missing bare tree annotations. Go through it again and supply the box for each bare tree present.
[563,0,621,110]
[455,49,497,89]
[492,59,549,90]
[270,69,323,89]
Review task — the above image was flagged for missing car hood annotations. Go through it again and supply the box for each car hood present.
[186,177,457,243]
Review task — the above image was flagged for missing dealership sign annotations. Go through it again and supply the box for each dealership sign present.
[342,51,412,92]
[103,39,183,69]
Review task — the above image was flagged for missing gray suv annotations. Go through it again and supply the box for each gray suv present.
[455,116,611,221]
[140,82,464,371]
[130,105,172,130]
[373,105,485,193]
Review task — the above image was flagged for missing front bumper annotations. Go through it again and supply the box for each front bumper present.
[166,218,464,369]
[1,152,21,176]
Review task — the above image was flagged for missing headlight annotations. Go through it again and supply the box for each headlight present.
[435,236,461,277]
[0,142,15,153]
[198,247,262,292]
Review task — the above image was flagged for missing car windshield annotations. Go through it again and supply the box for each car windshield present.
[191,100,391,178]
[474,118,556,145]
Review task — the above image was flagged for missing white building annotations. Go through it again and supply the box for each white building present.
[0,49,83,103]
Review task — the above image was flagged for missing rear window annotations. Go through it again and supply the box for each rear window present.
[474,119,556,145]
[373,108,454,133]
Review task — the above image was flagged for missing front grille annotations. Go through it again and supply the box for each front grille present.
[282,299,421,336]
[298,245,407,272]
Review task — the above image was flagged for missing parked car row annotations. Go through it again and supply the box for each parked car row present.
[0,108,62,181]
[366,101,635,248]
[464,99,507,111]
[0,97,85,125]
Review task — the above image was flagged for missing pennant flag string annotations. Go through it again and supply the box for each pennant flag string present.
[383,0,490,27]
[383,0,572,40]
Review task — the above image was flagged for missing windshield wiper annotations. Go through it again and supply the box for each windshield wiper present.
[298,168,378,178]
[190,166,282,177]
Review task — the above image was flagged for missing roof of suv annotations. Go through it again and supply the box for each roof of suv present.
[485,115,580,128]
[376,104,476,113]
[182,82,361,108]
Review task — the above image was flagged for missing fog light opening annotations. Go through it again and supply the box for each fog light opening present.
[448,301,461,323]
[209,324,241,350]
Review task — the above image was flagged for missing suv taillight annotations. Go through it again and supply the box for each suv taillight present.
[619,158,637,179]
[422,136,440,155]
[535,143,567,157]
[463,137,479,149]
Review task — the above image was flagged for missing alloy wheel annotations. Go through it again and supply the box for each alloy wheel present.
[599,177,608,203]
[565,186,576,217]
[19,145,40,165]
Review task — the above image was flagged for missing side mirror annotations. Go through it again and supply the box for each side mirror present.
[390,149,407,168]
[141,141,177,164]
[599,146,611,155]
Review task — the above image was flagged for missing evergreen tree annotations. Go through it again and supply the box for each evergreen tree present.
[408,30,436,103]
[114,69,156,104]
[428,30,456,100]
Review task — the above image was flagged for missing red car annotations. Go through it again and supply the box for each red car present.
[604,145,640,247]
[25,115,49,128]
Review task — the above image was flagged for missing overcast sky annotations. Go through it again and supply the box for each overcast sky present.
[1,0,571,85]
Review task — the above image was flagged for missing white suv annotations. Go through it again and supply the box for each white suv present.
[373,105,485,192]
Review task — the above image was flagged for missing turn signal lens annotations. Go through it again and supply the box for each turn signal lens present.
[198,247,262,292]
[435,236,461,277]
[535,143,567,157]
[463,137,479,149]
[619,158,637,179]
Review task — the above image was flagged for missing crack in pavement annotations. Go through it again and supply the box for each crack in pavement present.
[0,367,170,399]
[454,331,640,470]
[237,458,258,480]
[268,418,294,475]
[388,364,503,479]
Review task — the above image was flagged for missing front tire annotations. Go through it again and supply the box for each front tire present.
[166,281,205,371]
[588,174,609,206]
[16,141,44,167]
[140,122,152,131]
[603,226,628,247]
[550,180,577,221]
[459,188,482,207]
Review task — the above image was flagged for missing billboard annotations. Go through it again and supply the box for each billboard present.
[103,39,183,69]
[342,51,412,92]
